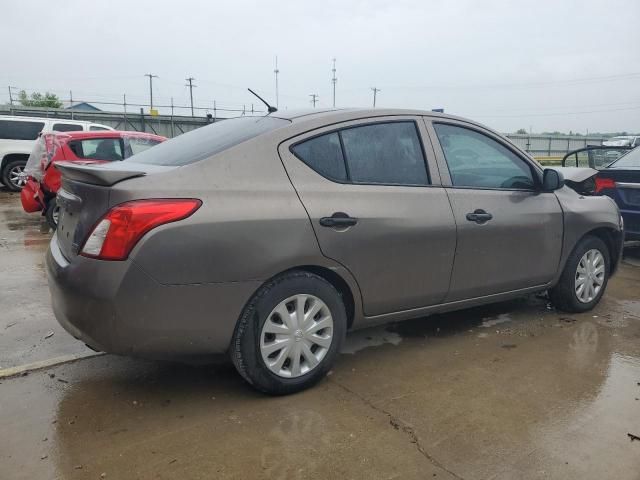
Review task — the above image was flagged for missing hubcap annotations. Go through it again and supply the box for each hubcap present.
[260,294,334,378]
[575,249,605,303]
[9,165,27,188]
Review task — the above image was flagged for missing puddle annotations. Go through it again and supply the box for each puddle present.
[481,313,513,328]
[341,325,402,354]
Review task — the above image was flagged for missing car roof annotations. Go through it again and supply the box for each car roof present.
[43,130,166,141]
[1,115,97,124]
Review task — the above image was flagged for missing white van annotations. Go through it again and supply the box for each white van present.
[0,116,113,191]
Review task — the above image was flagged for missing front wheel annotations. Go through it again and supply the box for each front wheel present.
[230,271,347,395]
[549,235,610,313]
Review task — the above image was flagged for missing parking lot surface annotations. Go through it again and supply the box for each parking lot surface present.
[1,188,639,480]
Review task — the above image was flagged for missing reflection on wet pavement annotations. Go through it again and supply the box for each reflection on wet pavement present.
[1,188,640,479]
[0,189,92,369]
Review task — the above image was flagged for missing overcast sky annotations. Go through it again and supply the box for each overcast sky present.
[2,0,639,133]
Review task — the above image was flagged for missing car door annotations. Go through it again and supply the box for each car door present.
[426,119,563,302]
[279,117,457,317]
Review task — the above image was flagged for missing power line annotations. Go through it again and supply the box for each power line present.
[185,77,196,116]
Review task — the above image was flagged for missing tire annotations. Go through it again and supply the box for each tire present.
[230,270,347,395]
[45,199,60,230]
[1,159,28,192]
[549,235,610,313]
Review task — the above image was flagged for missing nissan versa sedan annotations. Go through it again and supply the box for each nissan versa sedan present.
[47,109,623,394]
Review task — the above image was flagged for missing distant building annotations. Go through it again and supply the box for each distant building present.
[66,102,101,112]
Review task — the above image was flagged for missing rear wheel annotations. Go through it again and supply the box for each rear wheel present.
[1,159,28,191]
[231,271,346,395]
[549,235,610,313]
[45,199,60,230]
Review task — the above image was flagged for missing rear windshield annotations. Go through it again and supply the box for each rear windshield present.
[124,116,290,166]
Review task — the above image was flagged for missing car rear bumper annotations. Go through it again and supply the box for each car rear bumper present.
[46,233,260,358]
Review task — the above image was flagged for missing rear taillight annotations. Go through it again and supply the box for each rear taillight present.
[594,177,616,194]
[80,199,202,260]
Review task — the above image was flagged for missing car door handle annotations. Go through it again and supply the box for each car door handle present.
[466,209,493,224]
[320,212,358,228]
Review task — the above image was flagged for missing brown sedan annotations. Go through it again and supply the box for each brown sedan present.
[47,109,623,394]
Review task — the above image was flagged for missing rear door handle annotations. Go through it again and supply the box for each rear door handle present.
[320,212,358,228]
[466,209,493,224]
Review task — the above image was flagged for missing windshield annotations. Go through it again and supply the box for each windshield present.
[608,147,640,168]
[124,116,290,166]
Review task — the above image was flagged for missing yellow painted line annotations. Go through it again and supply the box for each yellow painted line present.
[0,352,105,379]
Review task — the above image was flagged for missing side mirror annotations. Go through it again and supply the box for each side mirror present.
[542,168,564,191]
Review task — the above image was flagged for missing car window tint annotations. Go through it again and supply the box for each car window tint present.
[0,120,45,140]
[90,125,111,131]
[341,122,428,185]
[291,132,347,181]
[434,124,535,190]
[52,123,83,132]
[68,139,124,161]
[128,138,162,156]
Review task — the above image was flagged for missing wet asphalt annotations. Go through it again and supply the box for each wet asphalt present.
[1,187,639,480]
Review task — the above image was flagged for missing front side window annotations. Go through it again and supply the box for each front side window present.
[434,123,535,190]
[68,138,124,161]
[0,120,45,140]
[52,123,83,132]
[291,121,429,186]
[90,125,111,131]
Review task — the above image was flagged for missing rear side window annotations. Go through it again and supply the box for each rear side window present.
[341,122,428,185]
[68,138,124,161]
[291,132,347,181]
[291,121,429,186]
[125,116,290,166]
[0,120,45,140]
[90,125,111,131]
[52,123,83,132]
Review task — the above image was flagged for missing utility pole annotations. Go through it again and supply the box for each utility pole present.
[371,87,380,108]
[185,77,196,116]
[309,94,319,108]
[144,73,158,111]
[69,90,74,119]
[331,58,337,108]
[8,86,18,107]
[274,56,280,108]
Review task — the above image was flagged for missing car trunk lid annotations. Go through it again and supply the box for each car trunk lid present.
[55,162,176,260]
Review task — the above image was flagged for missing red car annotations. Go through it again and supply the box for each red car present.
[21,131,166,228]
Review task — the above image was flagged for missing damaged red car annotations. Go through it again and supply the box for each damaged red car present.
[21,131,166,228]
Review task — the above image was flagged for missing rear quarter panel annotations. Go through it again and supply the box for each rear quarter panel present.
[111,135,343,286]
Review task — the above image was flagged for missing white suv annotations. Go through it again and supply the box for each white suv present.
[0,116,113,191]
